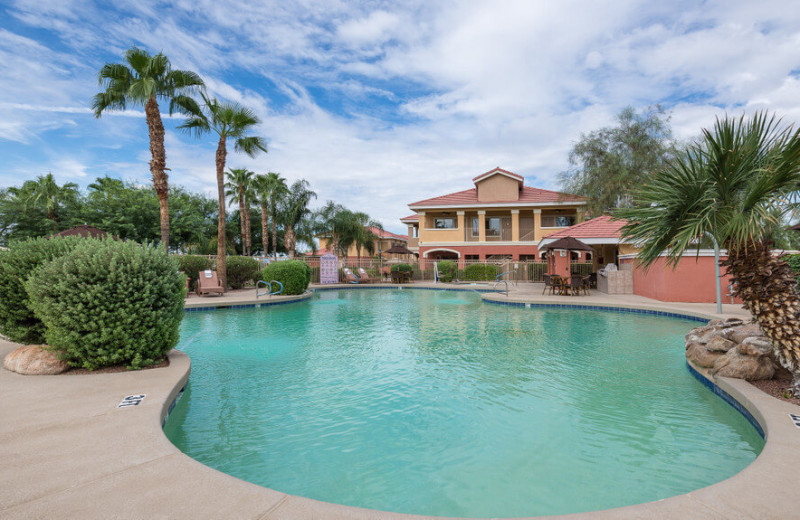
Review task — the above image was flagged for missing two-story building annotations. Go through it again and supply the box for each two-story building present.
[317,226,411,261]
[404,167,587,266]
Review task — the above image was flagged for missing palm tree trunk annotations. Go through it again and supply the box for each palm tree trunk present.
[271,200,278,260]
[244,198,252,255]
[285,228,296,258]
[237,185,246,255]
[216,136,228,291]
[260,203,269,257]
[144,97,169,250]
[724,240,800,395]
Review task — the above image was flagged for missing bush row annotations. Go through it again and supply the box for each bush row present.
[261,260,311,295]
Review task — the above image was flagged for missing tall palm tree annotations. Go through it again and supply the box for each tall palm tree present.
[225,168,254,255]
[252,172,287,257]
[92,47,203,250]
[278,179,316,258]
[352,212,383,262]
[174,92,267,289]
[9,173,79,231]
[315,201,347,256]
[617,111,800,396]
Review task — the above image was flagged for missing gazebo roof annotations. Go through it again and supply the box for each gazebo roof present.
[384,244,414,255]
[541,236,594,252]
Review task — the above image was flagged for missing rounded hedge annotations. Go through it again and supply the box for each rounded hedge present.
[0,236,86,344]
[390,263,413,273]
[226,256,261,289]
[173,254,213,291]
[25,239,185,370]
[260,260,311,295]
[437,260,457,282]
[463,263,499,281]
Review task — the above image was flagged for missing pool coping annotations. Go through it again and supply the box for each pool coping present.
[2,289,800,519]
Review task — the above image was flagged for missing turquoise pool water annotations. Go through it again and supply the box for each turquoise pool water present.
[164,289,763,518]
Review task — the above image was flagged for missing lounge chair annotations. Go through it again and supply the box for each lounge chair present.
[342,267,360,284]
[357,267,374,283]
[197,270,224,296]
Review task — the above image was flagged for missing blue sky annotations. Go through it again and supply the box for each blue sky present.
[2,0,800,234]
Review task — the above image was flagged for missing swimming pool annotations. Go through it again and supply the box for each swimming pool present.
[164,289,763,518]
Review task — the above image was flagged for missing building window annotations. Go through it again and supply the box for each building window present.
[471,217,479,236]
[541,215,576,227]
[486,217,502,236]
[434,217,456,229]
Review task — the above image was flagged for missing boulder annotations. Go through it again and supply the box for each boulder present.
[3,345,69,375]
[705,335,736,353]
[712,349,775,380]
[686,342,724,368]
[738,337,773,357]
[728,323,763,344]
[723,317,744,327]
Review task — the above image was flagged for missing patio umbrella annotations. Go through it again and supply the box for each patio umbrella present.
[49,225,110,239]
[541,236,594,252]
[385,244,414,263]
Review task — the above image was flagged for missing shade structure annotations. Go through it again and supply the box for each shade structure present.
[49,225,109,239]
[790,223,800,231]
[385,244,414,255]
[541,236,594,252]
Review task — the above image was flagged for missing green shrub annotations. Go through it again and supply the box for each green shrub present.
[390,263,413,273]
[261,260,311,295]
[463,263,499,281]
[0,236,86,344]
[226,256,261,289]
[437,260,457,282]
[25,239,185,370]
[173,255,213,291]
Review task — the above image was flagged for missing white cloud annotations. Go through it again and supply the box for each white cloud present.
[2,0,800,234]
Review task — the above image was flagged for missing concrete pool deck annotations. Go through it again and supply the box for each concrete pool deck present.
[1,285,799,519]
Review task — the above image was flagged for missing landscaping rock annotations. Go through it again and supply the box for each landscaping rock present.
[728,323,763,344]
[738,337,773,357]
[686,342,724,368]
[723,317,744,327]
[705,335,736,353]
[2,345,69,375]
[712,349,775,380]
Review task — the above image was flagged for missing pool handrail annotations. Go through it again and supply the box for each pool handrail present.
[256,280,284,298]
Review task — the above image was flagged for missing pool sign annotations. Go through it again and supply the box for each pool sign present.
[320,254,339,284]
[790,413,800,429]
[118,394,146,408]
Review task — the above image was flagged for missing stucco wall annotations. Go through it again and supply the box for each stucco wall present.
[476,175,519,202]
[624,256,738,303]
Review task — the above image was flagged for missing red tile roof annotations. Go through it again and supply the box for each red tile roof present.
[472,167,524,183]
[367,226,408,241]
[409,186,585,208]
[400,214,419,222]
[543,216,627,240]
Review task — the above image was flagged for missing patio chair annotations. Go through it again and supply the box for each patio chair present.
[589,272,598,288]
[357,267,374,283]
[197,270,224,296]
[569,275,584,296]
[550,275,565,295]
[581,276,591,295]
[342,267,360,284]
[542,274,554,295]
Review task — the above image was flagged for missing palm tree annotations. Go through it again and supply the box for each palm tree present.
[315,201,347,256]
[92,47,203,250]
[617,111,800,396]
[9,173,79,231]
[278,179,316,258]
[225,168,254,255]
[352,212,383,262]
[252,172,287,258]
[174,92,267,289]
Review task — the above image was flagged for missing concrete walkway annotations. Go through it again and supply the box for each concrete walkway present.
[2,285,799,519]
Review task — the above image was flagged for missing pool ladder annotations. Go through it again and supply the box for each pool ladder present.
[256,280,284,299]
[492,272,510,296]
